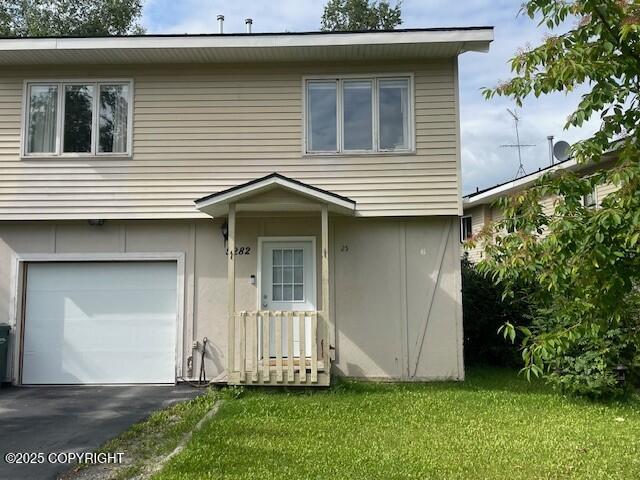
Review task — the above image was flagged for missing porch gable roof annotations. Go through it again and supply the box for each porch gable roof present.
[194,173,356,217]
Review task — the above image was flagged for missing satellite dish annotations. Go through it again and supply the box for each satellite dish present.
[553,140,571,162]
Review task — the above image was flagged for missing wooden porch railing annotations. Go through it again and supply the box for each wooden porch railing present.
[227,310,330,386]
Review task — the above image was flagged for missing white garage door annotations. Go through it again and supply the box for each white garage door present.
[22,262,178,385]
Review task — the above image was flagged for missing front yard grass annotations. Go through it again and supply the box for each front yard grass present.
[153,369,640,480]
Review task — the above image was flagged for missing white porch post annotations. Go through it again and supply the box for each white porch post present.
[227,203,236,376]
[321,205,330,367]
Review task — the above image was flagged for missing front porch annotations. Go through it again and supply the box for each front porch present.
[194,173,356,387]
[228,310,329,386]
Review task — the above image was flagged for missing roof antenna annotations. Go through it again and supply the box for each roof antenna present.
[501,108,535,179]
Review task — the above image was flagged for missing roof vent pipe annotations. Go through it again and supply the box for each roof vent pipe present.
[217,15,224,34]
[245,18,253,34]
[547,135,554,165]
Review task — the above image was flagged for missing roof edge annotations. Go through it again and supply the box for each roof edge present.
[195,172,355,207]
[0,27,494,54]
[463,159,578,207]
[0,26,494,41]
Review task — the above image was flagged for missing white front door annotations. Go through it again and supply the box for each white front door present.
[260,239,315,357]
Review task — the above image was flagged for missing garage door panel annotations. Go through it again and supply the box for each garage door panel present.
[22,262,178,385]
[26,290,177,320]
[26,262,177,291]
[24,349,175,385]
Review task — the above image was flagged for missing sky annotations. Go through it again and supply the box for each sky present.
[141,0,599,194]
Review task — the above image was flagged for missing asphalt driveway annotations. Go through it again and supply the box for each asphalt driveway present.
[0,385,201,480]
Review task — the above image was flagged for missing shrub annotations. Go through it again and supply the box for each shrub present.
[461,257,531,367]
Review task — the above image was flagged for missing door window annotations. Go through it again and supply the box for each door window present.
[272,248,304,302]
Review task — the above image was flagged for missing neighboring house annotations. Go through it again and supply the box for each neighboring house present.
[462,156,618,263]
[0,27,493,387]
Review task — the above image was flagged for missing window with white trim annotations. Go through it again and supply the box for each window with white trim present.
[461,216,473,241]
[305,76,413,154]
[24,80,132,157]
[582,189,597,208]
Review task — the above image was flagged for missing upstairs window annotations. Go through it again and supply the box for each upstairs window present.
[305,75,413,154]
[24,80,132,157]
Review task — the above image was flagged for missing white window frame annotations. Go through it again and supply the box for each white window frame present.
[460,215,473,242]
[21,79,134,158]
[582,188,597,208]
[302,73,415,156]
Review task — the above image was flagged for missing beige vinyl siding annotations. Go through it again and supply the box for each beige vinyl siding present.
[540,194,558,215]
[463,185,612,262]
[0,60,460,220]
[461,205,490,263]
[596,182,618,205]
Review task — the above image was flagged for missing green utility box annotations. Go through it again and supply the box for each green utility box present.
[0,324,9,386]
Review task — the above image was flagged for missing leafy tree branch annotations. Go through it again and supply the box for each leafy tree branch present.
[0,0,145,37]
[321,0,401,31]
[476,0,640,397]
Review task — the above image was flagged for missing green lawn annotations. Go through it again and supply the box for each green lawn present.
[153,369,640,480]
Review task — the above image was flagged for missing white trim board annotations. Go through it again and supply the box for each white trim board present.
[0,29,493,67]
[463,159,579,208]
[0,29,494,53]
[195,176,356,217]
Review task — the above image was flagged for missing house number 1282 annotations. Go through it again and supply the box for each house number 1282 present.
[226,247,251,256]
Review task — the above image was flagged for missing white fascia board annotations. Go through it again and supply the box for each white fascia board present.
[195,177,356,217]
[463,159,578,208]
[0,29,494,53]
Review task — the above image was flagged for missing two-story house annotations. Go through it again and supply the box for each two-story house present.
[0,27,493,386]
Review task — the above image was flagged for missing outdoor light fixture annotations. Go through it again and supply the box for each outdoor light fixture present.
[220,221,229,244]
[88,219,105,226]
[615,364,627,386]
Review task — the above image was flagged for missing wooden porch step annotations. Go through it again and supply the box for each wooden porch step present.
[228,371,330,387]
